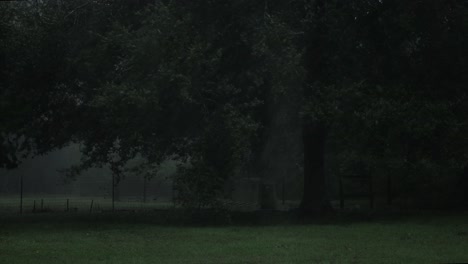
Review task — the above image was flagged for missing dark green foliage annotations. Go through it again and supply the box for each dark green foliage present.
[174,160,224,209]
[2,0,468,211]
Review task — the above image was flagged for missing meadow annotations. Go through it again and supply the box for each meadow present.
[1,212,467,264]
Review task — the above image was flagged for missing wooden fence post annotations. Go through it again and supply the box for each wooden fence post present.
[19,175,23,215]
[143,176,147,204]
[339,177,344,209]
[369,176,374,209]
[112,174,115,212]
[282,177,285,205]
[387,175,392,205]
[89,200,94,214]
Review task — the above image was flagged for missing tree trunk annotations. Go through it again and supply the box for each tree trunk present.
[300,121,330,215]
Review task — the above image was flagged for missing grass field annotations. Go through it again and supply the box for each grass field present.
[1,212,468,263]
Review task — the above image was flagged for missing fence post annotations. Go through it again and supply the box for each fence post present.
[282,177,285,205]
[339,177,344,209]
[387,175,392,205]
[89,200,94,214]
[112,173,115,212]
[369,176,374,209]
[172,181,175,207]
[66,199,69,212]
[19,175,23,215]
[143,176,147,204]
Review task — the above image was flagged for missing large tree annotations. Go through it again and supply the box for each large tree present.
[2,0,468,213]
[299,0,468,210]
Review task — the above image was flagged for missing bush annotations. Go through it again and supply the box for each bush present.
[173,161,225,210]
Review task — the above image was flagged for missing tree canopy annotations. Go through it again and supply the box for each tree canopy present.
[2,0,468,212]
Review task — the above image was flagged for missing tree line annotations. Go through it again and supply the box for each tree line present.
[1,0,468,214]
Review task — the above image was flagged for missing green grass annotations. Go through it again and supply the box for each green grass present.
[1,213,468,263]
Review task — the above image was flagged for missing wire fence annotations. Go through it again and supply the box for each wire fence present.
[0,174,381,215]
[0,195,175,214]
[0,195,387,216]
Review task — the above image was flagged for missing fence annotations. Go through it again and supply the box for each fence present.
[0,195,174,214]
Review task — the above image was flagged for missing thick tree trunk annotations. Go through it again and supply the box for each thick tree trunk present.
[300,121,330,215]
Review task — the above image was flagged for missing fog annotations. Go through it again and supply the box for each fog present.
[0,144,176,201]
